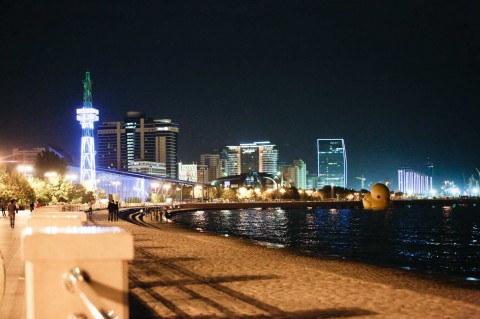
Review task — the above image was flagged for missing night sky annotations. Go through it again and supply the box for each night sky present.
[1,1,479,190]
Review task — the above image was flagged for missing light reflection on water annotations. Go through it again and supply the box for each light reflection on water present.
[172,206,480,279]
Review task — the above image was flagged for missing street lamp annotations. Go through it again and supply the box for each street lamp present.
[194,185,203,202]
[176,186,181,203]
[111,181,120,200]
[163,184,171,202]
[65,174,77,184]
[151,182,160,202]
[17,165,33,177]
[44,171,58,182]
[276,171,284,187]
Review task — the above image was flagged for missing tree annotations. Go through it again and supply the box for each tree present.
[35,150,68,178]
[221,188,238,202]
[68,184,95,204]
[209,187,222,199]
[29,178,50,205]
[0,168,35,206]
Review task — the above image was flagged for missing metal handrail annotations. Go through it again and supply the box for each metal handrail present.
[64,267,119,319]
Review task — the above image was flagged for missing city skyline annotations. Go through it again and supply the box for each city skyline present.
[1,1,479,189]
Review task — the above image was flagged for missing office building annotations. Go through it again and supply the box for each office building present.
[11,146,71,165]
[129,161,166,177]
[286,159,307,189]
[226,141,278,175]
[398,168,432,196]
[317,139,347,188]
[197,164,209,184]
[306,173,319,190]
[97,112,179,178]
[11,147,46,164]
[200,153,223,182]
[178,162,197,182]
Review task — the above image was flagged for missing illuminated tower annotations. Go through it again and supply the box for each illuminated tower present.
[76,71,99,189]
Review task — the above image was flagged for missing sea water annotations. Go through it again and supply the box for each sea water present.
[171,205,480,282]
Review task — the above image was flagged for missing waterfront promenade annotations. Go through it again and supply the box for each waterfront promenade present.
[2,207,480,318]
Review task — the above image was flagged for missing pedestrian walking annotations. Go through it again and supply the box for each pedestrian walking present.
[7,200,16,228]
[114,201,119,221]
[1,202,6,218]
[107,200,115,221]
[87,201,93,220]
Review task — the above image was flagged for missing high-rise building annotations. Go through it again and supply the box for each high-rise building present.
[97,112,179,178]
[398,168,432,195]
[200,153,223,183]
[317,139,347,188]
[226,141,278,176]
[286,159,307,189]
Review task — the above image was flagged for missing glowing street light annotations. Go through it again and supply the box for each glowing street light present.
[44,171,58,183]
[111,181,120,193]
[151,182,160,202]
[17,164,33,177]
[151,182,160,191]
[194,185,203,201]
[65,174,77,183]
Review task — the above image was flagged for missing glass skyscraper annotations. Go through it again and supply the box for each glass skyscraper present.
[317,139,347,188]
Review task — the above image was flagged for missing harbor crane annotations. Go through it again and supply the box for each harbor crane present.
[356,175,366,190]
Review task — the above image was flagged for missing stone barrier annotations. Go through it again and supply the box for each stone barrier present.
[22,226,133,319]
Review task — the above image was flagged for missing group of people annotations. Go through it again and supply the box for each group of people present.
[107,200,120,221]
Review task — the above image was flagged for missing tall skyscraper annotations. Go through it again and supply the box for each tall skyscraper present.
[317,139,347,188]
[76,71,99,189]
[226,141,278,176]
[97,112,179,178]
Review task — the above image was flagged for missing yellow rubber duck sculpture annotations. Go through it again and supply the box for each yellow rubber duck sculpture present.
[362,183,391,210]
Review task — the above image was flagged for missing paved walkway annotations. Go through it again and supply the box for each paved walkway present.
[2,207,480,318]
[0,209,29,319]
